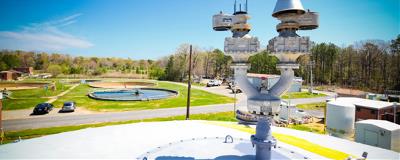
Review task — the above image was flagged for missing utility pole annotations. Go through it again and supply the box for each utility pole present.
[308,60,315,94]
[233,79,236,117]
[186,45,193,120]
[0,92,3,144]
[394,102,397,124]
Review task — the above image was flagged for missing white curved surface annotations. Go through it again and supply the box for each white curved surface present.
[269,68,294,97]
[0,121,398,159]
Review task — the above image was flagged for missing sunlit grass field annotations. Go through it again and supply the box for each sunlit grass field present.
[2,80,71,110]
[281,92,326,99]
[52,81,234,111]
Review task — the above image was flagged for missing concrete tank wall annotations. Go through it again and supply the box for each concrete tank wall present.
[326,101,355,139]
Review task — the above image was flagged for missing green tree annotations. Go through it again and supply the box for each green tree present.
[248,50,279,74]
[163,56,179,81]
[390,35,400,90]
[47,64,62,77]
[311,43,339,84]
[0,53,20,70]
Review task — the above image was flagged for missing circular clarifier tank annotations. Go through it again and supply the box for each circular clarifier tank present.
[88,81,155,89]
[88,88,178,101]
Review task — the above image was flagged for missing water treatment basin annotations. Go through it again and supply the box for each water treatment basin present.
[88,88,178,101]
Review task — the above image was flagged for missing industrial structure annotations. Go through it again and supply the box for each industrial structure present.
[0,70,22,81]
[213,0,318,159]
[13,67,33,75]
[247,73,303,93]
[355,120,400,152]
[327,97,400,139]
[354,99,399,124]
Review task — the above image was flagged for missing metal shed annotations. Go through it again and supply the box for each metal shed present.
[355,120,400,152]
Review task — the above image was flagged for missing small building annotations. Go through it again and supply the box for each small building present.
[247,73,302,93]
[355,120,400,152]
[0,70,22,81]
[354,99,399,124]
[13,67,33,75]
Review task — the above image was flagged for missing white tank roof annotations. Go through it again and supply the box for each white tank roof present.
[356,120,400,131]
[327,97,394,109]
[353,99,394,109]
[327,97,364,108]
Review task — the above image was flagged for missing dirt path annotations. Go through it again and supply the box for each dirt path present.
[45,83,80,103]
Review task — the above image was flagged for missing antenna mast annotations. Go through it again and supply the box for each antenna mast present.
[246,0,248,12]
[234,0,237,13]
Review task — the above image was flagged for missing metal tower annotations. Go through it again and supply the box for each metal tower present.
[212,0,318,159]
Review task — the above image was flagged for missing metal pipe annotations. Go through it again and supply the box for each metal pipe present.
[269,67,295,97]
[233,65,259,99]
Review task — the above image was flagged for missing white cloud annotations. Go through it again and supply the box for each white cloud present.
[0,13,93,51]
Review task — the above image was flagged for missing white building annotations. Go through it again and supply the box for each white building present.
[355,120,400,152]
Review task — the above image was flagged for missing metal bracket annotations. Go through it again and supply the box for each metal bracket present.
[224,135,234,143]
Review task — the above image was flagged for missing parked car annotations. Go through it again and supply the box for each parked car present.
[32,103,54,115]
[207,79,222,87]
[60,101,76,112]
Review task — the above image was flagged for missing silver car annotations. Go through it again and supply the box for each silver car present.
[60,101,76,112]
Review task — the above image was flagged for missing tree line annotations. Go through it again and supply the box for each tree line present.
[1,35,399,92]
[297,35,400,92]
[0,51,157,77]
[159,44,232,81]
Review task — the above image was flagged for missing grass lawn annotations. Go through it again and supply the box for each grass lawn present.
[3,98,48,110]
[281,92,326,99]
[191,82,206,87]
[53,81,235,111]
[1,111,236,144]
[2,80,72,110]
[179,82,206,87]
[7,81,71,98]
[296,102,326,110]
[287,123,325,134]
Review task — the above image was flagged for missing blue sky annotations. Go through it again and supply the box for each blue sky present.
[0,0,399,60]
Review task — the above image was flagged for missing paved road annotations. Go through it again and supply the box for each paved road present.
[3,103,243,131]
